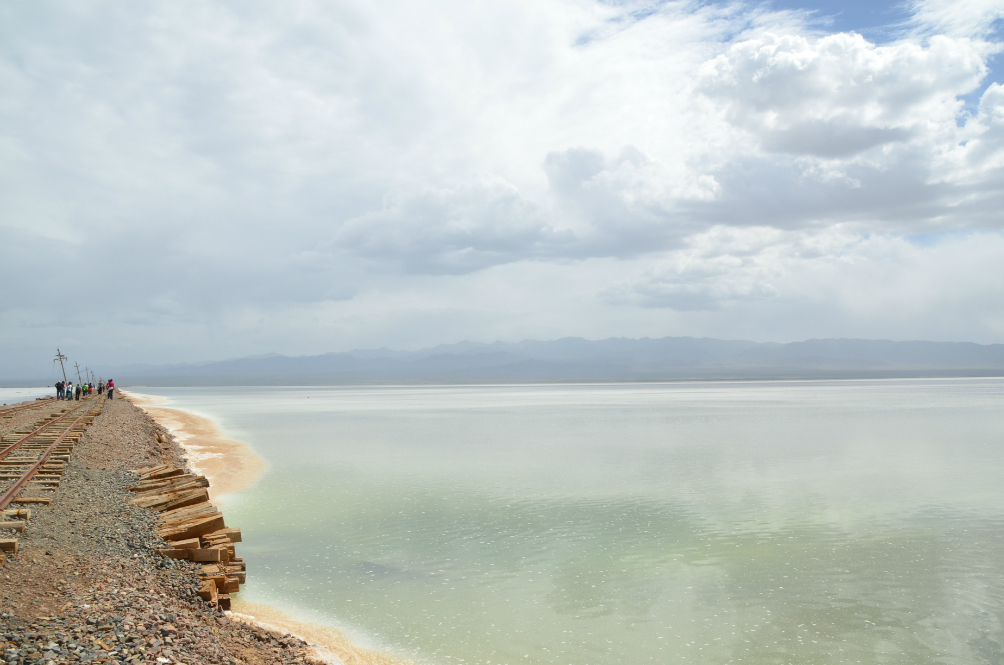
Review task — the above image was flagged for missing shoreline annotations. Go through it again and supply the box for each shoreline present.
[228,601,405,665]
[124,391,266,502]
[123,390,405,665]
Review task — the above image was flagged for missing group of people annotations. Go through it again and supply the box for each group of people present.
[55,378,114,401]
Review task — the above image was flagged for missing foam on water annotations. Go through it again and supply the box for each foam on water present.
[145,379,1004,665]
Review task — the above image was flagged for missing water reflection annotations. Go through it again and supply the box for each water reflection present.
[153,380,1004,664]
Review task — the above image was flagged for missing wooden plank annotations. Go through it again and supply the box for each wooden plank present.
[157,514,225,542]
[157,509,220,532]
[136,465,185,480]
[0,539,17,553]
[190,548,222,562]
[0,509,29,519]
[157,506,218,526]
[158,505,220,527]
[211,544,231,564]
[198,579,218,605]
[167,537,200,550]
[128,475,209,495]
[159,513,221,534]
[131,479,210,499]
[155,548,192,560]
[158,508,220,529]
[130,488,209,511]
[155,489,210,513]
[204,527,242,543]
[202,573,226,589]
[0,521,26,533]
[139,466,184,482]
[10,497,51,505]
[146,466,186,479]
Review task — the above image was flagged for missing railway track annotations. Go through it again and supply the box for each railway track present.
[0,396,56,419]
[0,398,246,610]
[0,399,103,553]
[0,403,86,449]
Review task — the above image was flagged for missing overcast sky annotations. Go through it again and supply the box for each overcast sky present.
[3,0,1004,377]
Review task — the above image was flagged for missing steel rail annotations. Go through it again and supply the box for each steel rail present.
[0,397,56,417]
[0,402,102,511]
[0,400,94,461]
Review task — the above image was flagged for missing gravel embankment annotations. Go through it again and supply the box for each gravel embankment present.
[1,397,323,665]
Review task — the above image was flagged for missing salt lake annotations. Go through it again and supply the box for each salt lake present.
[145,379,1004,665]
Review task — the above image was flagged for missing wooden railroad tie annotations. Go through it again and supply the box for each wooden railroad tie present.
[0,404,103,555]
[130,464,245,608]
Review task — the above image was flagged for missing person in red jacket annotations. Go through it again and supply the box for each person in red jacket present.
[106,379,115,400]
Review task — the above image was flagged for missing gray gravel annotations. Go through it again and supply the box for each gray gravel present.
[0,396,323,665]
[0,399,70,440]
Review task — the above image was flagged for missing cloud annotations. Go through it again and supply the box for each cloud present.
[960,83,1004,168]
[2,0,1004,373]
[909,0,1004,38]
[334,176,566,274]
[330,145,727,273]
[698,32,988,158]
[603,226,789,310]
[604,227,1004,333]
[330,24,1004,272]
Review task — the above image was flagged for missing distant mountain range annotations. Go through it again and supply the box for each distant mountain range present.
[70,336,1004,386]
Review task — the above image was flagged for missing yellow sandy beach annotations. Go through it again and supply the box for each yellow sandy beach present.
[123,390,407,665]
[124,391,265,502]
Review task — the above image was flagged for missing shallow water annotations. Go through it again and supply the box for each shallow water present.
[0,386,54,404]
[149,380,1004,664]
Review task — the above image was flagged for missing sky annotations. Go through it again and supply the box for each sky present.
[2,0,1004,377]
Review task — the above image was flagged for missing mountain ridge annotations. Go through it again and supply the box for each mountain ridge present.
[34,336,1001,387]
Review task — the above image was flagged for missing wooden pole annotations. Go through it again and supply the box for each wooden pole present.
[53,349,68,384]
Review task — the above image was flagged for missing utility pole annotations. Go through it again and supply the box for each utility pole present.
[53,349,68,384]
[74,362,83,384]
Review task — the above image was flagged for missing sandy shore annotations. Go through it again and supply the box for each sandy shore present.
[123,390,408,665]
[124,391,266,502]
[229,601,405,665]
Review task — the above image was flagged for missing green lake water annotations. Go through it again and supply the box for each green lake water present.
[146,380,1004,665]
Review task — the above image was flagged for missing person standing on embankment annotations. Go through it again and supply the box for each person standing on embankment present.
[106,379,114,400]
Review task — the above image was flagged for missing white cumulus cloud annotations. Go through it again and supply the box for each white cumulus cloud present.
[2,0,1004,373]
